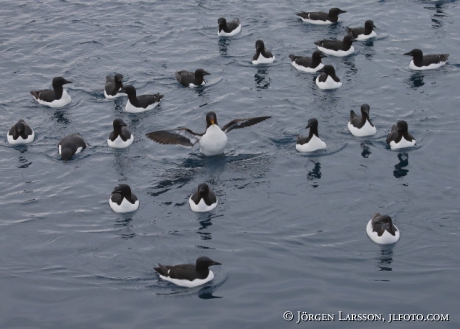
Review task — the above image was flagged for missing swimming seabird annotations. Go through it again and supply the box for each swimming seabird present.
[346,20,377,40]
[145,111,271,156]
[104,74,125,99]
[189,183,218,212]
[118,85,163,113]
[296,8,346,25]
[7,119,35,145]
[315,65,342,90]
[315,35,355,57]
[154,256,221,288]
[109,184,139,213]
[348,104,377,137]
[386,120,416,150]
[404,49,449,70]
[30,77,72,108]
[366,213,400,244]
[107,118,134,148]
[175,69,211,87]
[218,17,241,36]
[296,118,327,152]
[252,40,275,65]
[58,133,86,160]
[289,51,326,73]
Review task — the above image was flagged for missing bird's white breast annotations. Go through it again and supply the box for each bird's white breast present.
[7,130,35,145]
[317,45,354,57]
[316,75,342,90]
[189,196,218,212]
[252,54,275,65]
[35,89,71,108]
[296,135,327,153]
[217,24,241,36]
[104,89,125,99]
[159,270,215,288]
[291,61,324,73]
[107,134,134,148]
[125,99,159,113]
[409,60,446,71]
[355,30,377,41]
[348,120,377,137]
[366,220,400,244]
[199,125,228,156]
[390,137,416,150]
[109,197,139,213]
[300,17,334,25]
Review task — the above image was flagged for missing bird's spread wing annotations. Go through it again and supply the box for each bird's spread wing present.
[222,116,271,134]
[146,128,203,147]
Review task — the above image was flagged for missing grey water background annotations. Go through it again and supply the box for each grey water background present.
[0,0,459,328]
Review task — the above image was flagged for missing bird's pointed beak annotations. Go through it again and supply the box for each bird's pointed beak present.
[212,261,222,266]
[203,71,211,76]
[373,24,377,29]
[320,54,327,58]
[339,10,347,13]
[64,80,72,84]
[210,118,215,125]
[403,51,412,56]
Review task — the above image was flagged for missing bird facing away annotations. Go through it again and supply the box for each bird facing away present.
[189,183,218,212]
[7,119,35,145]
[348,104,377,137]
[218,17,241,36]
[30,77,72,108]
[315,65,342,90]
[386,120,416,150]
[404,49,449,70]
[289,50,326,73]
[296,118,327,153]
[175,69,211,87]
[366,213,400,244]
[145,111,271,156]
[107,118,133,148]
[58,133,86,160]
[104,74,125,99]
[118,85,163,113]
[346,20,377,40]
[297,8,346,25]
[252,40,275,65]
[154,256,222,288]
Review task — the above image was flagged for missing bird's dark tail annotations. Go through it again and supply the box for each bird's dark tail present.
[289,54,297,62]
[154,264,168,276]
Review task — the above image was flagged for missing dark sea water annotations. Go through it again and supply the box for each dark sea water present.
[1,0,459,328]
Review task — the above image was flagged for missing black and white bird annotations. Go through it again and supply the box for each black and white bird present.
[30,77,72,108]
[296,118,327,153]
[145,111,271,156]
[189,183,218,212]
[366,213,400,244]
[346,20,377,40]
[297,8,346,25]
[289,51,326,73]
[58,133,86,160]
[315,65,342,90]
[404,49,449,70]
[252,40,275,65]
[118,85,163,113]
[386,120,416,150]
[7,119,35,145]
[109,184,139,213]
[175,69,211,87]
[107,118,133,148]
[104,74,125,99]
[154,256,221,288]
[315,35,355,57]
[348,104,377,137]
[218,17,241,36]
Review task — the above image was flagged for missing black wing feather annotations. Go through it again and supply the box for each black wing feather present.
[146,128,203,147]
[222,116,271,134]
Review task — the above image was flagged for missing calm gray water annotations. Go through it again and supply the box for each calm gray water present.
[1,0,459,328]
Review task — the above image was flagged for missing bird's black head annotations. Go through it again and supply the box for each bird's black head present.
[60,147,74,161]
[404,49,423,58]
[15,120,25,134]
[365,20,376,29]
[206,111,218,127]
[52,77,72,88]
[119,85,136,96]
[317,64,336,76]
[312,50,327,61]
[374,214,396,235]
[195,68,211,77]
[112,184,132,197]
[330,7,347,15]
[218,17,226,26]
[113,118,127,129]
[198,183,210,196]
[343,35,356,44]
[114,74,124,83]
[255,40,265,51]
[361,104,370,116]
[396,120,409,132]
[196,256,221,269]
[306,118,318,129]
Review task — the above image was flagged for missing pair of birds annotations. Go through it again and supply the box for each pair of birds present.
[109,182,217,214]
[150,211,399,289]
[295,105,416,153]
